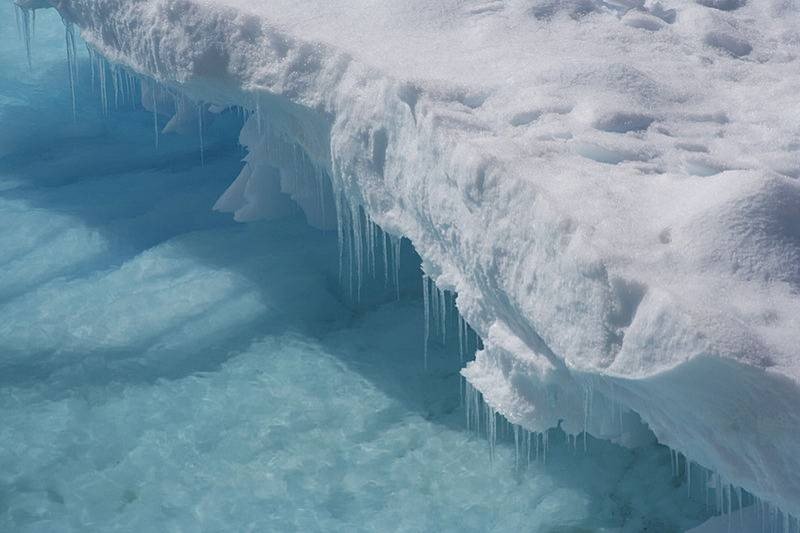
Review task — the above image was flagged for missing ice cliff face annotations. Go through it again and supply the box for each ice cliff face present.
[36,0,800,516]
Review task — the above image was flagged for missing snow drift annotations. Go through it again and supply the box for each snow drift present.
[30,0,800,517]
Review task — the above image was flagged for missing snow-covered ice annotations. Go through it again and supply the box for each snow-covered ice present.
[0,9,726,531]
[6,0,800,526]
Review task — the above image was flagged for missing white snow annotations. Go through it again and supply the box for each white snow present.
[35,0,800,516]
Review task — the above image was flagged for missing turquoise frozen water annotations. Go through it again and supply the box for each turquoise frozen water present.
[0,6,713,532]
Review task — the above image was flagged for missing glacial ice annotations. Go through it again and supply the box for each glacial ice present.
[4,0,800,529]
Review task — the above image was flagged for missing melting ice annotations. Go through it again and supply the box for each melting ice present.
[0,4,797,532]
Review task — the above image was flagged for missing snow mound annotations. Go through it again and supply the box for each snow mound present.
[42,0,800,515]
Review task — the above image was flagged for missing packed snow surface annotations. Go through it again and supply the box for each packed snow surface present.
[25,0,800,516]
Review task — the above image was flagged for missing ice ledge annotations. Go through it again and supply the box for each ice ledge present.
[46,0,800,516]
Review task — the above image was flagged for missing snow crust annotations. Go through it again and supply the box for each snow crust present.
[43,0,800,515]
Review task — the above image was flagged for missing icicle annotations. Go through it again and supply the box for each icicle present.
[464,380,470,429]
[347,207,355,300]
[18,6,33,70]
[112,66,120,108]
[64,22,78,120]
[467,381,474,431]
[198,103,205,166]
[353,204,364,302]
[367,222,374,279]
[526,431,539,465]
[670,448,676,478]
[345,203,354,302]
[458,315,465,361]
[486,403,496,463]
[736,487,744,530]
[687,458,692,498]
[422,273,430,369]
[89,48,95,91]
[392,237,401,300]
[466,317,472,360]
[582,383,591,452]
[382,232,390,288]
[674,450,680,478]
[439,288,447,343]
[470,382,481,436]
[131,72,139,107]
[542,429,549,465]
[465,381,476,433]
[368,222,376,278]
[14,4,21,40]
[119,67,126,105]
[152,81,159,150]
[430,282,438,339]
[524,430,530,466]
[335,192,346,290]
[98,56,109,116]
[725,483,731,530]
[120,68,128,105]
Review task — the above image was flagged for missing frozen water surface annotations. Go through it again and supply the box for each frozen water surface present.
[0,4,795,532]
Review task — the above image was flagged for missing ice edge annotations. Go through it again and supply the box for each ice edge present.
[39,0,800,519]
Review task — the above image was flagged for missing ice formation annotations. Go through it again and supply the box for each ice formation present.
[9,0,800,524]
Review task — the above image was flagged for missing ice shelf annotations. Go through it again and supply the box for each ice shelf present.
[29,0,800,517]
